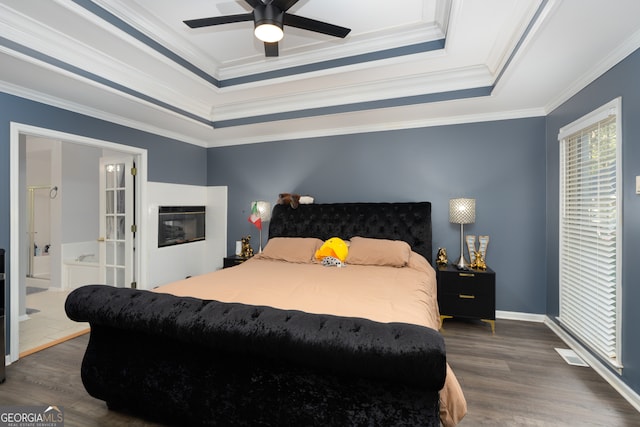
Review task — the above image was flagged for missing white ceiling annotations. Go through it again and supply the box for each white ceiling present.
[1,0,639,148]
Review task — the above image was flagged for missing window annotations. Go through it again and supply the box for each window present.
[558,97,622,371]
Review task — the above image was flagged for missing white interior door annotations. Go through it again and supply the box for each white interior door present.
[99,157,135,287]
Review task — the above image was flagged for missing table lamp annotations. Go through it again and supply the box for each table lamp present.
[449,198,476,269]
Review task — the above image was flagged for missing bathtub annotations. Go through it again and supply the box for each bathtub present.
[63,255,99,290]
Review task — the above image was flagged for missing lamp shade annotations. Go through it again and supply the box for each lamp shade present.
[449,198,475,224]
[255,201,272,222]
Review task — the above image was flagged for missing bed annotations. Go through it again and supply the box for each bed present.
[65,202,466,426]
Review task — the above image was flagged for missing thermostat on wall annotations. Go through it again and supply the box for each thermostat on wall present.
[636,176,640,194]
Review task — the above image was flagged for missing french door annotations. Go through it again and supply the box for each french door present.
[99,157,136,287]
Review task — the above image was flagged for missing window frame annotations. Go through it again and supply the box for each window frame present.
[557,97,623,372]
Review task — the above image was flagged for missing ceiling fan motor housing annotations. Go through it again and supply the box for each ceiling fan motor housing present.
[254,4,284,41]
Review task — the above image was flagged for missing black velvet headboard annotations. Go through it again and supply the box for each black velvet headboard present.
[268,202,433,264]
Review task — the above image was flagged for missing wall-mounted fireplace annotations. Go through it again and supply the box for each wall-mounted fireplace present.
[158,206,205,248]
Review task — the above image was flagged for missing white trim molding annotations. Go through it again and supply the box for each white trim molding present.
[8,122,148,364]
[545,317,640,413]
[496,310,546,323]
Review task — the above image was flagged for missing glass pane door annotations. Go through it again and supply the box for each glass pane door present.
[99,157,133,287]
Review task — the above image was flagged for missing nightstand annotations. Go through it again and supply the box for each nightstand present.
[223,255,249,268]
[436,264,496,333]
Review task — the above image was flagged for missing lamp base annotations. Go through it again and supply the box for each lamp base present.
[455,223,468,269]
[454,254,469,270]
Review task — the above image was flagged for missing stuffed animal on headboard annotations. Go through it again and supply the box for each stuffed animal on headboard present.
[277,193,314,209]
[277,193,301,208]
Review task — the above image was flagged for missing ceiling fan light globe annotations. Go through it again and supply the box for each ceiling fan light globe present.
[254,23,283,42]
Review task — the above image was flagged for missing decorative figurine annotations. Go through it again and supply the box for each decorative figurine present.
[470,250,487,270]
[436,247,448,266]
[240,235,254,258]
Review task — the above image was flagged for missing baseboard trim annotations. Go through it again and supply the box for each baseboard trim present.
[544,317,640,413]
[496,310,545,322]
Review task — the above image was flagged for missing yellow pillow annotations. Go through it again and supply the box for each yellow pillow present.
[315,237,349,262]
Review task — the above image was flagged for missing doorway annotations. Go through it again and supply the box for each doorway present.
[9,123,148,362]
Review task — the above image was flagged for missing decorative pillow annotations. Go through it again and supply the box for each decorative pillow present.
[345,236,411,267]
[314,237,349,262]
[258,237,323,263]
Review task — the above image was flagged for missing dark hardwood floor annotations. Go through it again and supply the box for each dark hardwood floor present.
[1,319,638,426]
[441,318,640,426]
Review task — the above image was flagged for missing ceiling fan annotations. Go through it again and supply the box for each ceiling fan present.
[184,0,351,57]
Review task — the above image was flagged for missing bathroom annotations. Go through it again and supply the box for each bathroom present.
[21,136,128,354]
[25,137,102,294]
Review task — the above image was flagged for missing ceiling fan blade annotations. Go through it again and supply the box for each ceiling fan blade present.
[272,0,300,12]
[243,0,261,8]
[284,14,351,38]
[264,42,279,57]
[184,13,253,29]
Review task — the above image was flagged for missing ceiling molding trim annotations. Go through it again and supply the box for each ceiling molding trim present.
[216,22,445,80]
[89,0,223,75]
[75,0,448,88]
[70,0,221,87]
[0,79,211,148]
[544,26,640,114]
[0,35,213,128]
[0,1,212,118]
[212,86,492,128]
[492,0,550,89]
[209,107,547,148]
[220,39,445,88]
[214,65,492,121]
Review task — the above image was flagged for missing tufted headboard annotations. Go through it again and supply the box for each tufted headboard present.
[268,202,432,264]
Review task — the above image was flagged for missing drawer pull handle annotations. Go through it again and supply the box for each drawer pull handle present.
[459,273,475,277]
[459,294,476,299]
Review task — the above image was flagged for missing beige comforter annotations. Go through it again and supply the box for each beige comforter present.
[156,251,466,426]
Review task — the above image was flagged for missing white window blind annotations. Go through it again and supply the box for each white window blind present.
[558,98,622,370]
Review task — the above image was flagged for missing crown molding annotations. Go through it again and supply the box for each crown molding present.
[217,22,446,81]
[89,0,222,78]
[211,64,492,122]
[0,1,214,120]
[485,0,546,75]
[544,26,640,115]
[1,57,544,151]
[0,77,212,148]
[91,0,448,84]
[208,106,546,148]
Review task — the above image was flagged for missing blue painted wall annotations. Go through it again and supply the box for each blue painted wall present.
[0,91,208,353]
[208,117,547,314]
[546,48,640,394]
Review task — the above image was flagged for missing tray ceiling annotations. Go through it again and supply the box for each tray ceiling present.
[1,0,639,147]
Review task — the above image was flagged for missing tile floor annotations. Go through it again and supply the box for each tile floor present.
[21,279,89,354]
